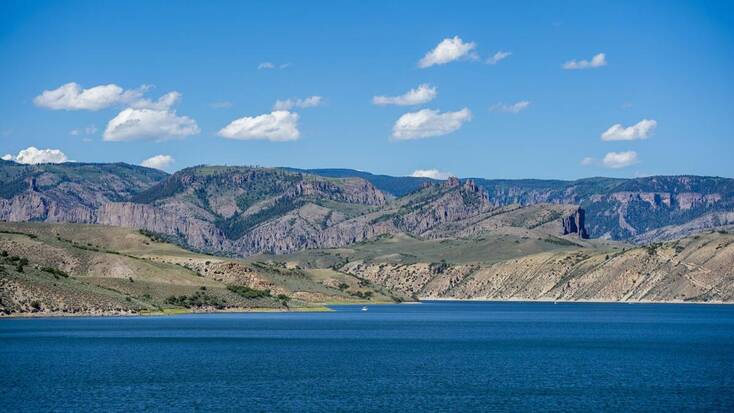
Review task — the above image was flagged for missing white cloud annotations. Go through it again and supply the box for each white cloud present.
[392,108,472,140]
[34,82,145,111]
[489,100,530,114]
[70,124,98,136]
[373,84,437,106]
[258,62,290,70]
[418,36,477,68]
[141,154,175,170]
[410,169,452,180]
[580,157,595,166]
[602,151,638,169]
[601,119,657,141]
[4,146,69,164]
[129,91,181,110]
[103,108,199,142]
[562,53,607,70]
[486,51,511,65]
[273,96,323,111]
[218,110,300,141]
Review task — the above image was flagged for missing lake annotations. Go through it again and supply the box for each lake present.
[1,301,733,412]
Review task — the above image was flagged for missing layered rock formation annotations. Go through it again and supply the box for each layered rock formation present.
[304,170,734,242]
[561,208,588,239]
[2,161,733,258]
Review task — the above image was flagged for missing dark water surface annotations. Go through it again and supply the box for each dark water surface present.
[2,301,733,412]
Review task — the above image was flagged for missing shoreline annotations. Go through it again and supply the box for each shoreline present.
[3,297,733,319]
[0,299,403,319]
[418,297,734,305]
[0,305,336,319]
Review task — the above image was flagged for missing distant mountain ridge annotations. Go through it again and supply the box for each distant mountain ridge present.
[1,160,733,257]
[298,168,734,240]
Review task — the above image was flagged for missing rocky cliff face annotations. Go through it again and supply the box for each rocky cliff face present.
[461,176,734,241]
[0,162,165,223]
[307,170,734,243]
[1,161,732,257]
[561,208,588,239]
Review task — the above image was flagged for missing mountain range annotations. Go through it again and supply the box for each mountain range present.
[2,159,733,256]
[1,160,733,314]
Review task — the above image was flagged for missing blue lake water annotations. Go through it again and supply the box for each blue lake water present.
[2,301,734,412]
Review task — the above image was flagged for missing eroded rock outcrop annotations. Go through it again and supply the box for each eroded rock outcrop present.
[561,208,589,239]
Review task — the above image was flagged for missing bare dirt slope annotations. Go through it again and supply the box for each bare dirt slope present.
[337,231,734,303]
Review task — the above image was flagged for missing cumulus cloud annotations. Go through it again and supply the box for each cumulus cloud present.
[486,51,511,65]
[392,108,472,140]
[602,151,638,168]
[373,84,437,106]
[563,53,607,70]
[489,100,530,114]
[273,96,323,111]
[218,110,300,141]
[410,169,452,180]
[103,108,199,142]
[129,91,181,110]
[3,146,69,164]
[418,36,477,68]
[141,154,175,170]
[34,82,145,111]
[601,119,657,141]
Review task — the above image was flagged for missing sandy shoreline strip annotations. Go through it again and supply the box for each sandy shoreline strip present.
[3,297,733,319]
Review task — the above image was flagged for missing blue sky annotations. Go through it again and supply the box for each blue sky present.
[1,0,732,179]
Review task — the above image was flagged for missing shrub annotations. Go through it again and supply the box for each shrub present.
[165,292,225,309]
[349,290,373,300]
[227,285,272,299]
[41,267,69,278]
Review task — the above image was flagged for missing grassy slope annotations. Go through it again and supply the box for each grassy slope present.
[0,222,395,315]
[259,222,621,268]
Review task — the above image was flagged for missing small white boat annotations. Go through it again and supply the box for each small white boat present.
[361,306,368,311]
